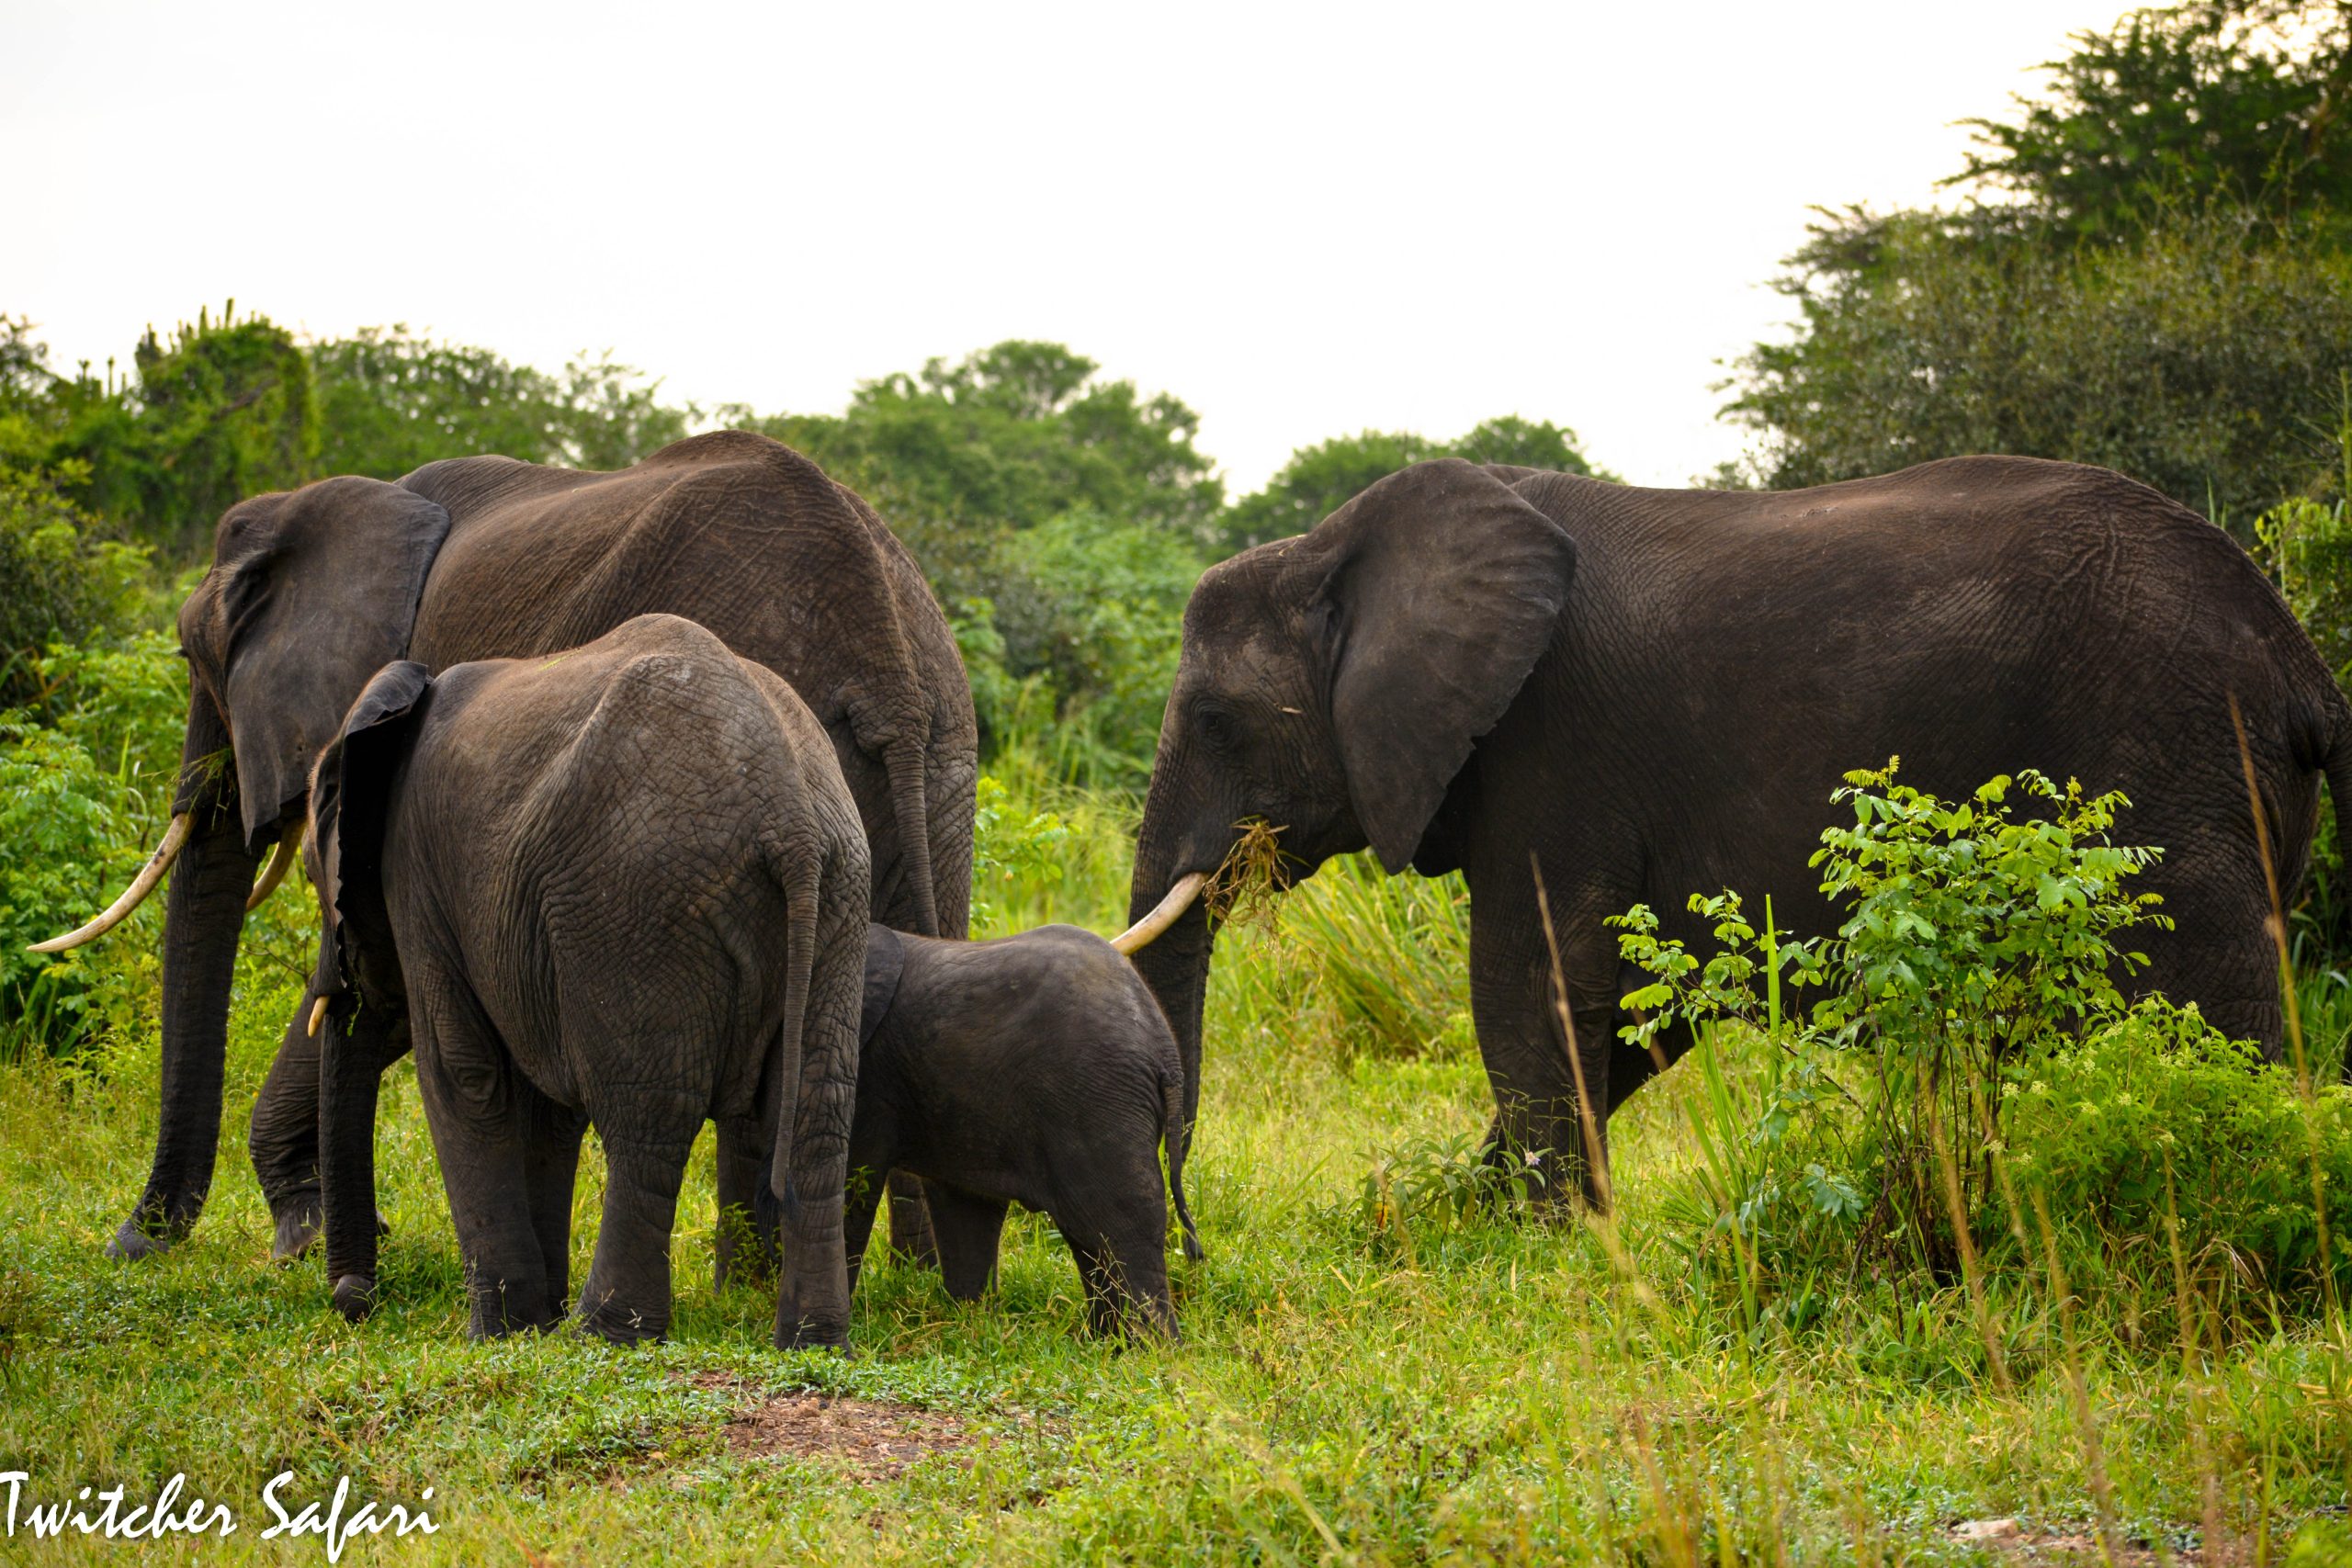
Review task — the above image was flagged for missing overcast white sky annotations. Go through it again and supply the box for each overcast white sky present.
[7,1,2141,493]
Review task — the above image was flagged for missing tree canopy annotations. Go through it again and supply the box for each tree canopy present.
[1722,0,2352,531]
[1221,416,1611,552]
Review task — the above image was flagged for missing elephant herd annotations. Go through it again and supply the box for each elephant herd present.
[32,430,2352,1349]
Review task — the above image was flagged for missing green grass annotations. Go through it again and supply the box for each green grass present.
[1,775,2347,1563]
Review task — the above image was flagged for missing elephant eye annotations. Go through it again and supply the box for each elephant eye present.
[1194,703,1239,750]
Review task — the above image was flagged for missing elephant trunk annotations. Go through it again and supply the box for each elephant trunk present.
[113,808,259,1258]
[1125,849,1216,1134]
[319,1000,385,1320]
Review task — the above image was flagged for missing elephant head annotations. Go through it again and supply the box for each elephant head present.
[31,476,449,1255]
[1117,459,1577,1123]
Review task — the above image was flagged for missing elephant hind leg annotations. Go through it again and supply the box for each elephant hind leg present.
[522,1093,587,1322]
[926,1184,1009,1303]
[713,1114,780,1290]
[411,978,558,1338]
[1057,1179,1176,1340]
[575,1121,695,1346]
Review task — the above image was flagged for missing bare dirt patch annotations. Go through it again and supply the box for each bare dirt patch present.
[695,1373,976,1480]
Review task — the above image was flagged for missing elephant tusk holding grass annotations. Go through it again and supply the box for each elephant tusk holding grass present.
[28,813,194,953]
[1111,871,1208,955]
[245,822,303,912]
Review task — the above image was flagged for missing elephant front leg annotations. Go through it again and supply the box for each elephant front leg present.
[250,995,327,1261]
[885,1170,940,1267]
[1467,897,1621,1212]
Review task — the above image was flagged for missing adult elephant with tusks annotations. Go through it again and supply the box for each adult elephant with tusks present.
[1114,456,2352,1205]
[32,431,975,1265]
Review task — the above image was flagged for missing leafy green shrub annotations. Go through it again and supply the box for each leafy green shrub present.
[0,465,153,709]
[1619,763,2168,1277]
[2001,1000,2352,1311]
[1623,760,2352,1330]
[0,633,187,1049]
[1353,1129,1537,1257]
[968,773,1069,932]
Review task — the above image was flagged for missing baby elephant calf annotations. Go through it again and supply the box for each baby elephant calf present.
[848,924,1201,1337]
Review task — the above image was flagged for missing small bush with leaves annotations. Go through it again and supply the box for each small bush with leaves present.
[1616,762,2176,1287]
[2002,999,2352,1313]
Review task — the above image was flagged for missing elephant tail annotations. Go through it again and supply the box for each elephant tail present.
[885,736,941,939]
[1160,1063,1204,1262]
[768,855,821,1214]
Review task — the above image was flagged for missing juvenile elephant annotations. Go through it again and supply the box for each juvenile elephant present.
[850,924,1201,1337]
[32,431,971,1265]
[310,615,870,1349]
[1115,456,2352,1201]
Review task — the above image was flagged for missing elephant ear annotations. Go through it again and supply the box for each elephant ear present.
[1308,459,1577,873]
[216,477,451,852]
[859,923,905,1048]
[310,661,433,1004]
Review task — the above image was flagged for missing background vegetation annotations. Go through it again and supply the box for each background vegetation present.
[2,2,2350,1561]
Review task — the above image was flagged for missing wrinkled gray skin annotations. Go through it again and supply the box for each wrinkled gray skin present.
[849,924,1201,1338]
[310,616,870,1348]
[1126,457,2352,1204]
[126,432,969,1267]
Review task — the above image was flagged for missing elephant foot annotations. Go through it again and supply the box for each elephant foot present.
[270,1194,322,1262]
[332,1274,377,1322]
[773,1319,850,1354]
[105,1217,178,1260]
[268,1195,390,1263]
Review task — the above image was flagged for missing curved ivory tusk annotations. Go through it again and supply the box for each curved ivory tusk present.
[28,814,194,953]
[307,996,329,1039]
[1110,871,1209,955]
[245,822,303,912]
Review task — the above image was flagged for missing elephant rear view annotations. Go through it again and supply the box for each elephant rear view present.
[310,614,871,1350]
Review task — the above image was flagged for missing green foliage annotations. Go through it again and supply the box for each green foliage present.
[1726,3,2352,535]
[751,341,1223,583]
[1952,2,2352,244]
[1723,204,2352,526]
[1616,763,2171,1282]
[4,304,319,556]
[0,464,152,707]
[1355,1128,1535,1248]
[0,632,187,1043]
[981,512,1203,785]
[967,773,1069,931]
[1221,414,1611,552]
[311,326,571,478]
[2002,999,2352,1310]
[1248,855,1471,1059]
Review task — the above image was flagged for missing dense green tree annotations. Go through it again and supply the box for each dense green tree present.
[3,306,318,555]
[1724,2,2352,528]
[1723,205,2352,526]
[1221,416,1609,552]
[1952,1,2352,243]
[746,341,1224,592]
[311,326,561,479]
